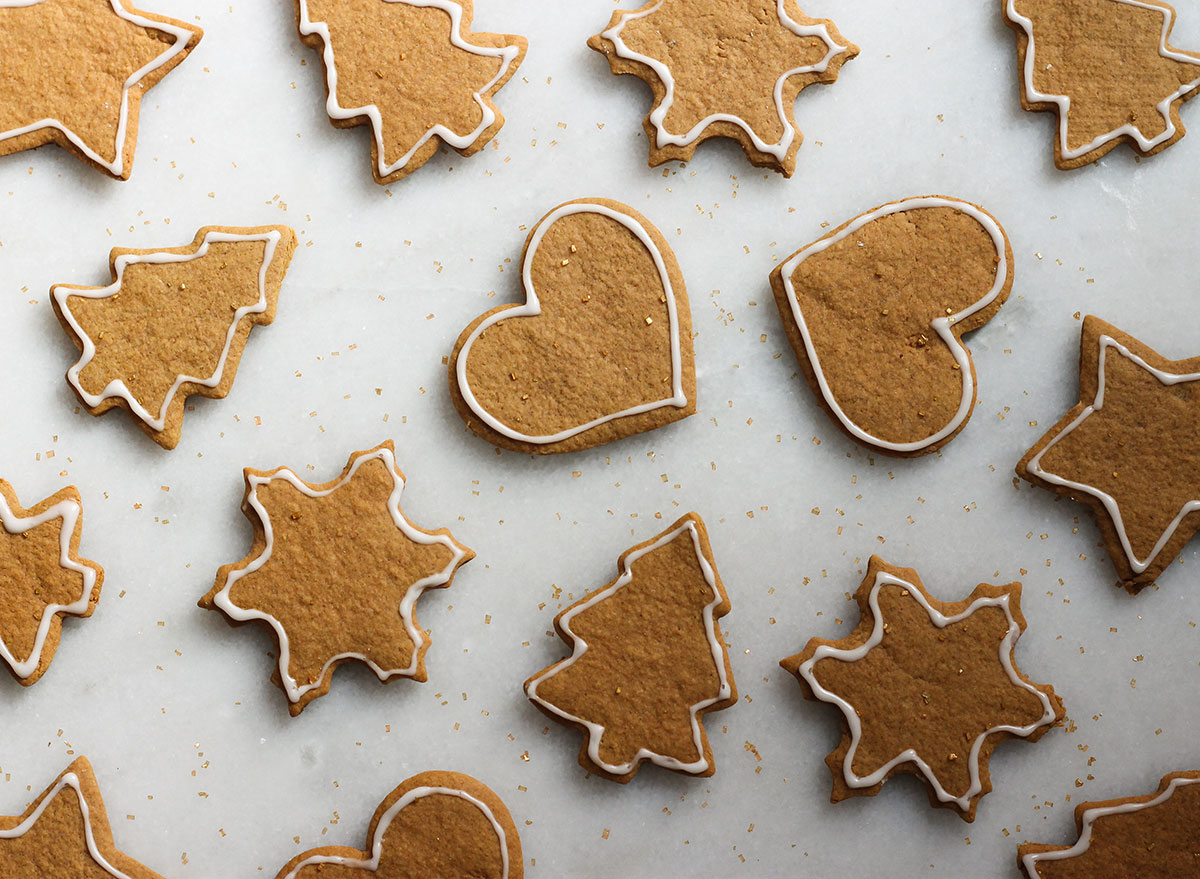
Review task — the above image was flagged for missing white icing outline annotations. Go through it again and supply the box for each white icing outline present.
[279,785,509,879]
[0,491,96,680]
[1025,333,1200,575]
[297,0,521,178]
[525,519,731,776]
[795,570,1059,812]
[601,0,852,162]
[456,201,686,445]
[1021,775,1200,875]
[211,446,469,706]
[52,230,283,435]
[0,0,196,176]
[0,770,135,879]
[1006,0,1200,162]
[777,196,1010,453]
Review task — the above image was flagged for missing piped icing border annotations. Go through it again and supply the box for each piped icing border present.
[525,519,731,776]
[210,445,469,706]
[297,0,521,178]
[600,0,851,161]
[0,0,196,177]
[777,196,1010,453]
[1020,774,1200,876]
[456,201,687,444]
[795,570,1059,812]
[0,770,133,879]
[279,785,510,879]
[0,489,97,681]
[1024,333,1200,575]
[1006,0,1200,161]
[52,229,283,434]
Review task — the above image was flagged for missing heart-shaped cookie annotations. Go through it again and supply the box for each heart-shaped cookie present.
[770,196,1013,457]
[275,771,522,879]
[449,198,695,454]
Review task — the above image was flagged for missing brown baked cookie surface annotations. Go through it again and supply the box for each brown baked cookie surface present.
[524,513,736,783]
[199,441,473,716]
[0,757,169,879]
[296,0,526,184]
[780,557,1063,822]
[1004,0,1200,169]
[1018,770,1200,877]
[51,225,297,450]
[0,480,103,687]
[588,0,857,175]
[771,196,1013,457]
[449,198,695,454]
[0,0,202,179]
[1018,316,1200,593]
[275,771,521,879]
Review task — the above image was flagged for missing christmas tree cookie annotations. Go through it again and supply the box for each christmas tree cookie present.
[1018,770,1200,877]
[1005,0,1200,169]
[51,225,297,449]
[296,0,526,184]
[524,513,736,783]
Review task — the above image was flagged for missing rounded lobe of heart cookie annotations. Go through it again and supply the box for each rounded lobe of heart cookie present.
[276,771,521,879]
[770,196,1013,457]
[449,198,696,454]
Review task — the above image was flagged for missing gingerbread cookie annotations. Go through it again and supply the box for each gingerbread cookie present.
[275,771,521,879]
[1018,316,1200,593]
[296,0,526,184]
[780,557,1063,821]
[1,757,168,879]
[1,480,103,687]
[51,225,297,450]
[588,0,857,175]
[0,0,201,180]
[200,441,473,716]
[1019,770,1200,877]
[450,198,695,454]
[524,513,736,783]
[770,196,1013,457]
[1005,0,1200,169]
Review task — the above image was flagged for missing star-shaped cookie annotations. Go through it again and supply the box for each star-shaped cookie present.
[1005,0,1200,169]
[0,757,168,879]
[0,0,202,179]
[1019,317,1200,592]
[0,480,103,686]
[1018,770,1200,877]
[51,225,298,450]
[588,0,857,175]
[200,441,474,716]
[780,557,1064,822]
[296,0,527,184]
